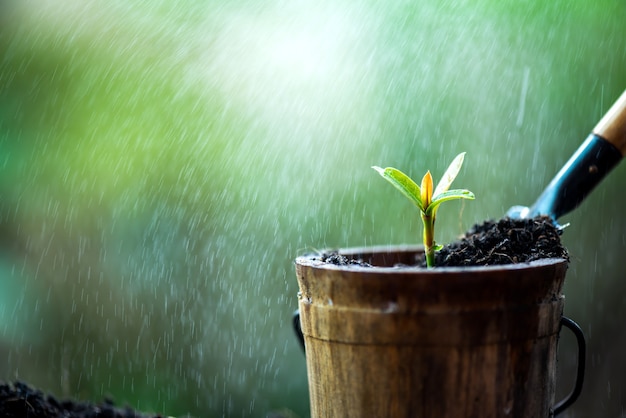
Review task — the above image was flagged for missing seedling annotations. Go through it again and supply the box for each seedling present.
[372,152,475,268]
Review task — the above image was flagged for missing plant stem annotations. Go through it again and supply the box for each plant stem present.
[421,213,436,268]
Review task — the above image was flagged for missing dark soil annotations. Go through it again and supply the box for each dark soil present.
[322,216,568,267]
[0,381,298,418]
[0,381,161,418]
[434,215,568,266]
[320,252,373,267]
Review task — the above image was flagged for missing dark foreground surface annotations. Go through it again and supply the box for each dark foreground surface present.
[0,381,162,418]
[0,381,299,418]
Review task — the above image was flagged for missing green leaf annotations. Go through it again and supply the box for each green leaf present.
[372,166,424,212]
[425,189,475,216]
[433,152,466,198]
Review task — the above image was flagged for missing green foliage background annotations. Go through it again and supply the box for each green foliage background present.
[1,1,625,416]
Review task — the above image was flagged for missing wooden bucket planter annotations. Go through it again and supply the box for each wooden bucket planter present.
[294,246,585,418]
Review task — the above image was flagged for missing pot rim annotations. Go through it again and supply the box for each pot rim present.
[296,244,569,274]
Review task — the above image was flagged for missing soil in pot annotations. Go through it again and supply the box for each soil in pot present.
[322,215,568,267]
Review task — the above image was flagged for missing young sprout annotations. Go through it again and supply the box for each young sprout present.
[372,152,475,268]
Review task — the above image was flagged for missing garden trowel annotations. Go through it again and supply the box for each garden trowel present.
[507,89,626,223]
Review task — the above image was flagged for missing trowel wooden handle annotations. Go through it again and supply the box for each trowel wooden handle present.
[593,89,626,155]
[525,89,625,220]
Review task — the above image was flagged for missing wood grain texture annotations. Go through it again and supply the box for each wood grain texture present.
[296,247,568,418]
[593,89,626,155]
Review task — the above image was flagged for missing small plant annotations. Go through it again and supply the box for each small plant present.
[372,152,475,268]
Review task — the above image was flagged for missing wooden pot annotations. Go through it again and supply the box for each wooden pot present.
[295,246,578,418]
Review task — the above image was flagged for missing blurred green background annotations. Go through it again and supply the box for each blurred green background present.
[1,1,625,416]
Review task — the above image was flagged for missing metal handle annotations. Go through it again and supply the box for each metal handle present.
[554,316,586,416]
[293,310,305,353]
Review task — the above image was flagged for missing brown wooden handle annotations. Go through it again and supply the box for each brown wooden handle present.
[593,89,626,155]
